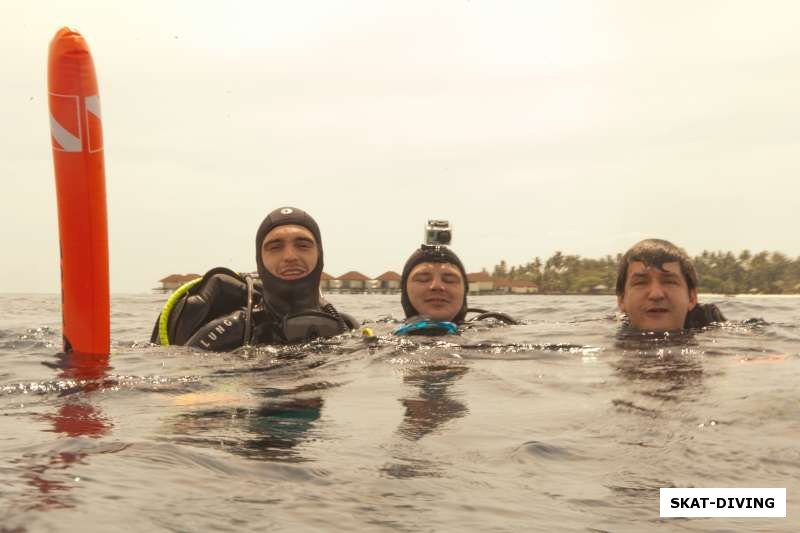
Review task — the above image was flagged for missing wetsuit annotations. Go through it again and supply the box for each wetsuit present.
[151,207,356,350]
[683,303,726,329]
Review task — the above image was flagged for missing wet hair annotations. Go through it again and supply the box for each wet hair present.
[400,246,469,323]
[615,239,698,295]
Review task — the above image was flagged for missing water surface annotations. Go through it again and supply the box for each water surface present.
[1,294,798,531]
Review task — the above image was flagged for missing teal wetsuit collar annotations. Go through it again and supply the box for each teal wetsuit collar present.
[393,319,459,336]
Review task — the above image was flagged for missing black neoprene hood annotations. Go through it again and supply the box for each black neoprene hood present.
[255,207,323,315]
[400,246,469,324]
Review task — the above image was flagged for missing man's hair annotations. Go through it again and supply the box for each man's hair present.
[615,239,698,295]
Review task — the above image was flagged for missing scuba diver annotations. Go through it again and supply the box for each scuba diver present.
[394,220,517,336]
[616,238,726,332]
[151,207,357,350]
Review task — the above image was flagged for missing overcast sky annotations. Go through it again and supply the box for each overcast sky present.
[3,1,800,293]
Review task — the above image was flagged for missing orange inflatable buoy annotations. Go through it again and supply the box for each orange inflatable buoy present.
[48,28,109,356]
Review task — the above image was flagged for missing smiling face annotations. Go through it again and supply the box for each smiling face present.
[406,262,465,322]
[260,224,319,280]
[617,261,698,332]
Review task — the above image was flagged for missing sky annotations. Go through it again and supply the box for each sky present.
[3,1,800,293]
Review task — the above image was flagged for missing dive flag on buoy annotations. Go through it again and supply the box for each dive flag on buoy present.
[49,93,81,152]
[49,93,103,153]
[85,94,103,153]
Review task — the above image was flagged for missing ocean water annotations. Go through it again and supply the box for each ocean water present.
[0,293,798,532]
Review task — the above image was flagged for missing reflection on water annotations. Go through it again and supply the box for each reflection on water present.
[613,331,706,402]
[396,365,468,441]
[44,402,110,438]
[45,352,113,438]
[380,349,470,479]
[166,393,323,463]
[380,337,476,479]
[12,352,114,513]
[18,451,84,512]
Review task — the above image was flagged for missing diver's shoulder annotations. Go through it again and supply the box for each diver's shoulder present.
[464,308,519,325]
[684,303,727,329]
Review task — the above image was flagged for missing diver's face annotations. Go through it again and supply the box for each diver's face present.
[261,225,319,280]
[407,262,465,322]
[618,261,697,332]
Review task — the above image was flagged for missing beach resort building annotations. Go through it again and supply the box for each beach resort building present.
[374,271,402,293]
[494,279,539,294]
[320,272,335,291]
[467,272,494,294]
[337,271,370,293]
[155,273,202,293]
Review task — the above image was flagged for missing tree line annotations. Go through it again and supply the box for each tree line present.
[485,250,800,294]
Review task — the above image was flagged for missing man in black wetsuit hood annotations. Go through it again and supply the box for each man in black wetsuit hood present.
[152,207,355,350]
[255,207,325,316]
[400,245,469,324]
[248,206,356,344]
[395,245,517,335]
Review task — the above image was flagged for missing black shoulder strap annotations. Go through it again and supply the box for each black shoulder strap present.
[466,310,518,325]
[243,274,255,345]
[319,298,351,333]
